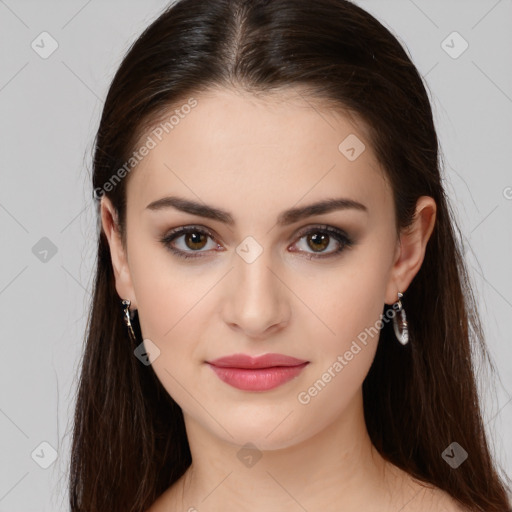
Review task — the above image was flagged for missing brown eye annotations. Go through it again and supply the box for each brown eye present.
[183,232,208,250]
[307,232,330,252]
[160,226,219,260]
[291,225,353,259]
[161,224,354,261]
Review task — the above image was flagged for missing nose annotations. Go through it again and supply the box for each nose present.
[222,249,291,339]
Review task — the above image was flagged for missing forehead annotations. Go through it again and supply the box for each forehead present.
[126,87,391,219]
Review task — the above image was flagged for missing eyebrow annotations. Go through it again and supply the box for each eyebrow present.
[145,195,368,226]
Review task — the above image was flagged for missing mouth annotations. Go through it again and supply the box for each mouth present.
[205,353,310,391]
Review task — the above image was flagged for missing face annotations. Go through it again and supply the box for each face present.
[102,87,407,450]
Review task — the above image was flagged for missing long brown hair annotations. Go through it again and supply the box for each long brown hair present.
[69,0,512,510]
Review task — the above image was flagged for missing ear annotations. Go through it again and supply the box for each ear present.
[384,196,436,305]
[100,196,138,309]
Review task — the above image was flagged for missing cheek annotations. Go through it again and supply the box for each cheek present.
[296,249,390,396]
[128,242,223,404]
[128,237,209,339]
[304,254,390,353]
[131,251,213,408]
[294,273,386,427]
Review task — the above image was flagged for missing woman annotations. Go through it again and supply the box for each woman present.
[69,0,512,510]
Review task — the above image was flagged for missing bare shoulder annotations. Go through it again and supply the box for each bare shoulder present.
[405,478,470,512]
[145,494,165,512]
[384,463,469,512]
[423,487,469,511]
[145,485,178,512]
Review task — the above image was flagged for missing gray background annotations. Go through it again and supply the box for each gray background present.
[0,0,511,510]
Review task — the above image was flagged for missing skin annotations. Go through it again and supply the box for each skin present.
[101,87,465,511]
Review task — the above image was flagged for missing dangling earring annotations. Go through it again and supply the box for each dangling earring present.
[121,299,138,343]
[392,292,409,345]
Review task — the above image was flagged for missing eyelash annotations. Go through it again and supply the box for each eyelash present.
[160,225,354,261]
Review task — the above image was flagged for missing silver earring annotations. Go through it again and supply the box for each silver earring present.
[121,299,137,343]
[392,292,409,345]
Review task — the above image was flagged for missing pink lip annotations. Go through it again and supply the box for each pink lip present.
[206,353,309,391]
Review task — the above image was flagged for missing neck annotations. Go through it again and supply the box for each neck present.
[167,390,411,511]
